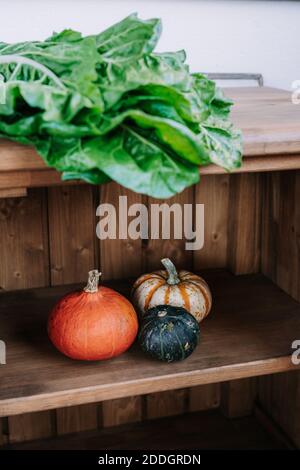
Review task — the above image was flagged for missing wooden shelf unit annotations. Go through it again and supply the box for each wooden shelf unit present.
[0,85,300,449]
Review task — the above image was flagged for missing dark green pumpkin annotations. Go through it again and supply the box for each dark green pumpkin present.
[138,305,200,362]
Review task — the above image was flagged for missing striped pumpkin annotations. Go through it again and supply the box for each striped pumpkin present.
[131,258,212,323]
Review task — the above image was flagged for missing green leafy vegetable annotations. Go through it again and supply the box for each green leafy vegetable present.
[0,14,242,198]
[95,13,162,64]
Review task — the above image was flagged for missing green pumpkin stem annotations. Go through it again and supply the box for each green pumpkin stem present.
[161,258,180,285]
[84,269,101,293]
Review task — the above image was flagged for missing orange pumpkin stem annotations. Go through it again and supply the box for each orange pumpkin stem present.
[84,270,101,293]
[161,258,180,285]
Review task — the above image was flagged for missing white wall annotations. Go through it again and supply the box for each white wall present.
[1,0,299,90]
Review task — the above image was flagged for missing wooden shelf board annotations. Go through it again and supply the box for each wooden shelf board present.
[4,409,287,450]
[0,270,299,417]
[0,87,300,190]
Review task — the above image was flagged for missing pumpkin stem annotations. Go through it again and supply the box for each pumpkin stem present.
[84,270,101,293]
[161,258,180,285]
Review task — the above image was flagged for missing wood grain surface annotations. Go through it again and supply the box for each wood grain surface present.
[0,189,54,442]
[56,404,98,436]
[223,174,263,416]
[0,189,49,290]
[48,185,99,285]
[227,173,262,275]
[0,270,300,417]
[47,185,100,437]
[5,409,287,450]
[221,378,257,418]
[259,171,300,448]
[100,183,143,427]
[8,411,54,443]
[193,175,230,411]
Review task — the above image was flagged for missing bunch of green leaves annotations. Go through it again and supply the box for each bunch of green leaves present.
[0,14,242,198]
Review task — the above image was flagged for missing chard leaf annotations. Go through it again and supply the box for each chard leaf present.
[99,51,192,109]
[33,129,200,198]
[0,15,242,198]
[99,109,209,165]
[199,118,242,170]
[0,36,103,109]
[211,87,233,118]
[73,130,199,198]
[62,169,111,185]
[95,13,162,64]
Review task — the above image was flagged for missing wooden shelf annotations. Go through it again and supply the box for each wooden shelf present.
[0,269,299,417]
[4,409,288,450]
[0,87,300,191]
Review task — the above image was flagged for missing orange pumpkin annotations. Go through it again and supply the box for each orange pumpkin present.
[132,258,212,323]
[48,270,138,361]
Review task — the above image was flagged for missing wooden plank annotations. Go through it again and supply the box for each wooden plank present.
[0,188,49,290]
[227,87,300,157]
[261,173,280,281]
[99,182,143,280]
[0,187,27,198]
[0,270,300,417]
[48,185,99,436]
[0,140,46,171]
[2,155,300,192]
[260,171,300,448]
[146,390,187,419]
[200,154,300,175]
[228,173,262,274]
[221,378,257,418]
[194,174,229,269]
[0,422,4,446]
[0,418,8,446]
[8,411,54,443]
[259,372,300,448]
[56,404,98,435]
[1,360,297,418]
[144,187,193,420]
[100,182,143,427]
[102,397,142,427]
[223,174,262,416]
[276,172,300,300]
[0,188,54,442]
[255,404,296,450]
[261,171,300,299]
[6,409,287,451]
[48,185,99,285]
[146,187,193,271]
[193,174,229,411]
[189,384,220,412]
[0,170,81,190]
